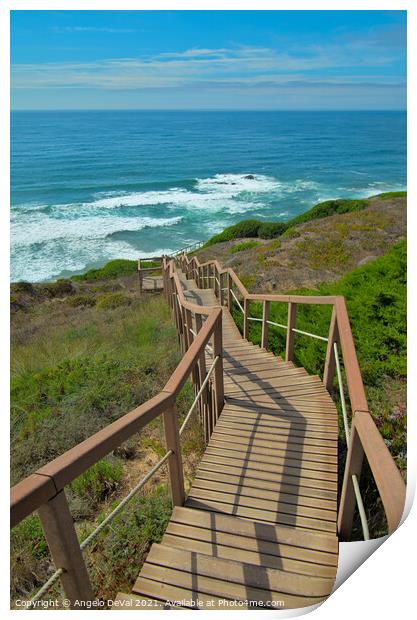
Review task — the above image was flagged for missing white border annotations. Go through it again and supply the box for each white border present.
[1,2,415,618]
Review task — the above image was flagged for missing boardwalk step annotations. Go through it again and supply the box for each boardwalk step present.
[121,264,339,610]
[132,540,335,609]
[162,508,337,577]
[171,508,338,553]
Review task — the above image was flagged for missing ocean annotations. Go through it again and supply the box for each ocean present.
[11,110,406,282]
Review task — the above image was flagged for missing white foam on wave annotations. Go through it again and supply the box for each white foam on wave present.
[11,214,183,247]
[195,173,282,195]
[69,173,283,213]
[11,234,176,283]
[13,174,316,228]
[284,180,320,193]
[11,172,330,281]
[83,190,259,213]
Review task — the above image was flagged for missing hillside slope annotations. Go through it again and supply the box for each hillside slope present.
[10,271,202,603]
[196,194,406,536]
[10,191,406,598]
[195,193,406,292]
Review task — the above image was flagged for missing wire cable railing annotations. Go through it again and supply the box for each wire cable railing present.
[178,252,405,541]
[12,265,225,609]
[179,356,219,435]
[334,342,370,540]
[11,252,406,608]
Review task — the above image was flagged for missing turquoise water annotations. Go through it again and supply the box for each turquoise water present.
[11,110,406,282]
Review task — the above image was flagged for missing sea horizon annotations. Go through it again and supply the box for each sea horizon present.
[11,109,406,283]
[11,108,406,113]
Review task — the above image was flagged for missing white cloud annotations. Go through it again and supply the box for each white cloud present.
[11,37,405,93]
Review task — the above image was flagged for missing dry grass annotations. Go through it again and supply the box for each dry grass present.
[11,275,205,606]
[194,194,406,293]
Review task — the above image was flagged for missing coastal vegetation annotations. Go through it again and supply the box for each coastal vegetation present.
[10,190,406,599]
[195,191,407,536]
[197,192,406,293]
[11,274,202,603]
[231,240,406,536]
[204,192,406,247]
[71,258,161,282]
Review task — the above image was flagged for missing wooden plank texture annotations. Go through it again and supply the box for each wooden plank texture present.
[119,263,339,610]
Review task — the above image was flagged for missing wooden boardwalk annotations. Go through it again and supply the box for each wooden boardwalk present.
[10,253,406,610]
[118,268,339,609]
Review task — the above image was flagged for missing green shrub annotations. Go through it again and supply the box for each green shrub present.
[67,294,96,308]
[71,459,123,506]
[11,281,36,295]
[257,222,287,239]
[72,259,137,282]
[230,241,261,254]
[140,260,161,268]
[205,220,262,246]
[80,485,172,598]
[96,292,131,310]
[240,274,256,290]
[204,192,406,248]
[288,198,368,229]
[65,325,98,341]
[10,294,27,313]
[377,191,407,200]
[42,279,75,298]
[11,514,48,561]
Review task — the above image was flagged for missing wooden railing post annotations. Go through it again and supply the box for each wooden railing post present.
[164,262,170,303]
[173,290,182,344]
[261,300,270,350]
[338,418,364,540]
[323,306,339,391]
[163,405,185,507]
[212,317,224,426]
[285,302,297,362]
[219,272,224,306]
[227,274,232,311]
[181,307,189,351]
[38,490,93,608]
[138,259,142,294]
[186,309,200,389]
[195,313,208,437]
[177,302,184,351]
[243,298,249,340]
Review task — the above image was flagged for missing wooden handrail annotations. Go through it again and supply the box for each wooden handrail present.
[178,252,406,538]
[163,308,221,394]
[334,296,369,414]
[11,291,222,527]
[11,394,171,527]
[11,259,225,606]
[338,410,406,538]
[138,257,164,294]
[10,249,406,607]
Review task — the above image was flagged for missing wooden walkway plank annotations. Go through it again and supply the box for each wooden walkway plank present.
[120,265,339,610]
[170,506,338,552]
[144,544,334,597]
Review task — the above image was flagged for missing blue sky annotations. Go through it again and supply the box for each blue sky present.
[11,10,406,110]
